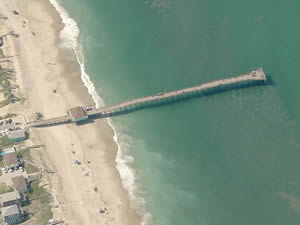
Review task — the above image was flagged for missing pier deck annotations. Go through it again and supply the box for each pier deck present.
[26,115,71,128]
[26,67,266,128]
[87,67,266,116]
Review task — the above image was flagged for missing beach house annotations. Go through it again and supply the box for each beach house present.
[8,130,26,142]
[1,205,22,225]
[0,191,21,207]
[68,106,88,123]
[3,152,19,170]
[0,146,16,157]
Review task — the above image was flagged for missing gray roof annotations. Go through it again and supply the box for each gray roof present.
[1,205,19,217]
[8,130,25,140]
[12,176,27,192]
[3,152,18,166]
[2,147,15,152]
[0,191,20,203]
[0,147,16,157]
[69,107,87,120]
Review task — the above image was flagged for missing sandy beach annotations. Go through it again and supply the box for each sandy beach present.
[0,0,141,224]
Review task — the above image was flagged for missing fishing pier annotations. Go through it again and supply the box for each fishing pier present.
[26,67,267,128]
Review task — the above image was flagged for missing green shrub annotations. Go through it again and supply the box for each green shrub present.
[35,112,43,121]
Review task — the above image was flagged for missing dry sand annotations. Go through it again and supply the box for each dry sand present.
[0,0,141,224]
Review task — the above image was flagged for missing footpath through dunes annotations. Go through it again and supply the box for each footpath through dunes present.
[26,67,267,128]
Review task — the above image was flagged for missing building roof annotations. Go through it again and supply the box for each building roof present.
[3,152,18,166]
[1,205,19,217]
[8,130,25,140]
[12,176,27,192]
[2,147,16,152]
[69,107,87,120]
[0,191,20,203]
[0,146,16,157]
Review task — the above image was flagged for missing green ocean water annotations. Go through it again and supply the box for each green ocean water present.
[59,0,300,224]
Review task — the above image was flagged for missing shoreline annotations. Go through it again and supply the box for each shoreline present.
[48,0,150,224]
[0,0,142,224]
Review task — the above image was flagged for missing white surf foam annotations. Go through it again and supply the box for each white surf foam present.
[48,0,151,224]
[108,119,152,225]
[49,0,103,107]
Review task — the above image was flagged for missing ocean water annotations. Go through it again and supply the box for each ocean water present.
[53,0,300,225]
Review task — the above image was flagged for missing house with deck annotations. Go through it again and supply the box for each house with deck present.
[0,191,21,207]
[8,130,26,142]
[1,205,22,225]
[0,146,16,157]
[3,152,19,170]
[68,106,88,123]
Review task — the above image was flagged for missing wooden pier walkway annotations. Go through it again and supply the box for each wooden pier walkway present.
[87,67,266,117]
[26,67,266,128]
[26,115,71,128]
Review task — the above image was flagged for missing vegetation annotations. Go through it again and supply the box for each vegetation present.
[17,148,39,174]
[35,112,43,121]
[17,148,32,160]
[0,136,13,148]
[28,174,41,182]
[0,52,20,107]
[24,163,39,174]
[24,180,53,225]
[0,49,4,58]
[0,182,14,194]
[16,148,52,224]
[0,113,17,120]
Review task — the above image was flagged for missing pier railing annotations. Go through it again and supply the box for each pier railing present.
[25,115,71,128]
[26,67,267,128]
[87,67,267,117]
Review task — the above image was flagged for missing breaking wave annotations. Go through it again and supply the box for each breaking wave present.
[48,0,151,224]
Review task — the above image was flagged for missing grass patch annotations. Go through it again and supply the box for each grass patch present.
[24,163,39,174]
[0,136,13,148]
[35,112,43,121]
[23,180,53,225]
[17,148,32,162]
[0,113,17,120]
[26,180,46,199]
[0,49,4,58]
[0,98,11,107]
[0,182,13,194]
[18,149,39,174]
[0,66,17,107]
[28,174,40,182]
